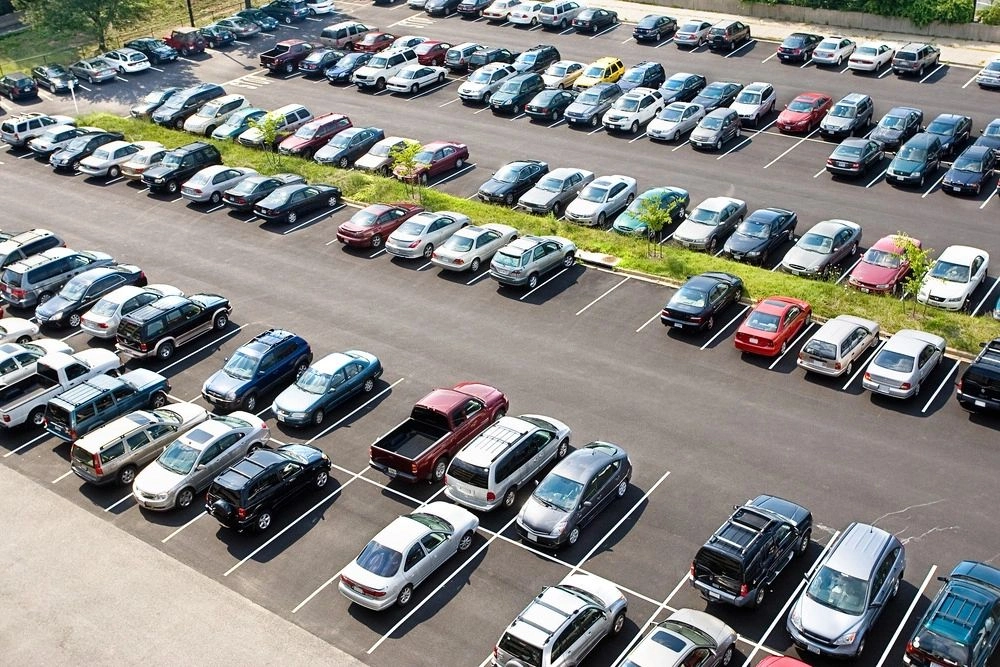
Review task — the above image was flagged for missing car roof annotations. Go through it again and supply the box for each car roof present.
[885,329,945,353]
[838,92,870,105]
[744,81,772,92]
[931,113,967,124]
[546,167,591,180]
[825,522,895,578]
[373,514,433,551]
[549,441,623,482]
[180,418,236,449]
[456,416,539,467]
[697,196,741,211]
[938,244,988,263]
[815,315,877,342]
[793,91,829,102]
[809,219,857,236]
[957,145,993,159]
[312,352,356,373]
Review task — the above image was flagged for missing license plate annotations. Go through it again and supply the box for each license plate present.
[951,186,961,192]
[748,337,758,344]
[672,323,682,328]
[975,400,986,407]
[526,533,537,541]
[807,645,821,655]
[708,591,720,599]
[386,467,397,477]
[861,287,871,293]
[351,585,364,594]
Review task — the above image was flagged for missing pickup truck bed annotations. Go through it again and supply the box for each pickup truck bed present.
[375,427,447,461]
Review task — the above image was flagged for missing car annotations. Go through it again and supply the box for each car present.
[324,52,373,84]
[862,329,946,399]
[633,14,677,42]
[647,102,706,142]
[253,183,342,225]
[542,60,584,89]
[49,131,125,172]
[564,174,637,227]
[319,19,373,47]
[0,72,38,100]
[777,32,823,62]
[516,167,595,216]
[297,48,344,76]
[490,235,577,288]
[152,82,227,130]
[812,36,856,66]
[102,48,152,75]
[660,272,743,332]
[393,141,469,184]
[722,207,797,265]
[659,72,707,105]
[278,113,354,158]
[236,8,280,31]
[777,92,833,133]
[572,8,617,33]
[672,196,748,253]
[1,248,116,311]
[163,26,208,55]
[431,223,519,273]
[892,42,941,77]
[886,133,943,187]
[214,16,261,39]
[537,0,583,29]
[926,113,973,157]
[123,37,179,64]
[513,44,561,75]
[826,138,885,178]
[917,245,990,311]
[354,136,419,176]
[353,48,422,91]
[689,108,741,151]
[339,502,479,610]
[27,125,102,159]
[181,166,258,205]
[797,315,880,377]
[563,82,622,127]
[306,0,335,14]
[221,173,304,212]
[478,160,549,206]
[574,57,624,90]
[622,609,737,667]
[458,0,493,17]
[314,127,385,168]
[871,106,924,150]
[525,88,577,121]
[425,0,461,15]
[692,81,742,112]
[79,140,163,179]
[272,350,382,425]
[131,413,270,511]
[955,338,1000,413]
[515,441,631,547]
[0,318,39,344]
[730,81,776,128]
[848,235,918,295]
[780,219,862,277]
[444,42,484,72]
[612,186,689,238]
[974,117,1000,150]
[707,19,751,52]
[674,19,712,48]
[1,113,75,148]
[385,210,470,259]
[735,297,812,356]
[819,92,874,139]
[336,203,425,249]
[130,88,181,120]
[602,87,665,134]
[354,31,396,53]
[260,0,310,23]
[115,293,231,362]
[490,72,545,114]
[458,63,517,104]
[183,93,250,136]
[414,40,451,66]
[975,54,1000,89]
[0,339,74,387]
[241,103,315,147]
[482,0,521,21]
[508,1,544,25]
[79,284,184,339]
[210,107,266,141]
[30,65,78,93]
[68,57,116,84]
[849,41,895,72]
[468,47,517,70]
[942,145,996,195]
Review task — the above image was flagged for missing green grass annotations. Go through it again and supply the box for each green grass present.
[78,113,1000,354]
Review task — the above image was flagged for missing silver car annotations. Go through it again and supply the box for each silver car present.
[780,219,862,277]
[564,174,638,227]
[0,339,73,386]
[181,166,258,205]
[430,223,518,273]
[338,501,479,610]
[622,608,737,667]
[797,315,880,377]
[79,140,160,179]
[516,167,595,216]
[689,108,741,151]
[0,317,39,344]
[542,60,585,89]
[490,236,577,289]
[132,412,270,510]
[27,125,100,158]
[385,211,470,259]
[120,143,168,181]
[730,81,776,128]
[648,102,705,142]
[182,94,249,135]
[458,63,517,104]
[862,329,946,399]
[69,57,116,83]
[674,19,713,47]
[80,284,183,339]
[354,136,419,176]
[673,196,748,252]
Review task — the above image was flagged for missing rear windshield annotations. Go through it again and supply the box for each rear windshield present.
[45,404,71,430]
[117,318,144,343]
[497,633,541,666]
[803,339,836,360]
[695,547,743,578]
[209,482,241,506]
[447,458,489,488]
[71,444,95,467]
[2,268,24,287]
[963,368,1000,390]
[895,51,916,61]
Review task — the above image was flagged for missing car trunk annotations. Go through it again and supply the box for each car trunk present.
[693,547,744,595]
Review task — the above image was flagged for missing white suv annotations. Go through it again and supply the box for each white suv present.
[352,48,418,91]
[601,87,665,134]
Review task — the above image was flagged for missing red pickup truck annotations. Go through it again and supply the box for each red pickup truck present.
[259,39,313,74]
[369,382,508,483]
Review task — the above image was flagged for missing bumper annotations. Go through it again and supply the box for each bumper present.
[674,237,709,251]
[604,119,637,132]
[787,624,859,658]
[691,579,754,606]
[956,392,1000,412]
[796,358,847,377]
[369,459,419,482]
[661,315,706,331]
[781,265,822,277]
[336,232,375,247]
[885,172,922,185]
[338,581,396,610]
[201,392,241,411]
[71,465,116,486]
[132,491,175,510]
[777,122,811,133]
[734,338,781,357]
[430,257,472,272]
[273,408,312,426]
[444,485,502,511]
[80,322,117,338]
[515,522,566,547]
[917,294,964,311]
[690,136,721,149]
[941,180,979,195]
[117,345,156,360]
[826,164,863,177]
[491,271,529,286]
[819,127,853,139]
[385,245,424,258]
[77,164,109,177]
[1,294,34,308]
[847,280,891,294]
[863,378,916,398]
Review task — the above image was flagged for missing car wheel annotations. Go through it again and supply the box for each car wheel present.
[175,487,195,509]
[975,182,982,195]
[157,341,175,360]
[209,191,222,205]
[612,611,626,635]
[363,378,375,393]
[502,487,517,508]
[590,114,599,128]
[562,252,575,268]
[780,340,788,355]
[527,273,539,289]
[716,138,723,151]
[243,392,258,412]
[470,257,481,272]
[369,233,383,248]
[28,407,46,427]
[796,528,812,555]
[410,83,418,94]
[71,159,82,172]
[375,77,385,91]
[560,18,567,29]
[707,237,718,253]
[284,15,292,23]
[556,438,569,458]
[455,157,465,169]
[108,165,120,179]
[616,478,628,498]
[855,638,865,658]
[482,91,491,104]
[552,202,563,217]
[315,470,329,488]
[311,408,325,426]
[174,117,184,129]
[118,465,138,486]
[90,75,98,84]
[327,195,339,208]
[596,212,606,227]
[65,311,83,328]
[629,120,639,134]
[287,211,298,224]
[256,510,273,532]
[722,645,734,666]
[754,586,766,607]
[891,573,902,598]
[550,109,559,121]
[422,243,434,258]
[503,192,514,206]
[670,130,678,142]
[396,584,414,607]
[150,390,168,409]
[458,530,474,551]
[567,526,580,545]
[706,315,715,331]
[850,242,858,256]
[181,47,190,57]
[431,456,449,483]
[213,311,229,330]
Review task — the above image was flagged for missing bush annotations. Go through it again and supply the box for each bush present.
[979,2,1000,24]
[744,0,973,25]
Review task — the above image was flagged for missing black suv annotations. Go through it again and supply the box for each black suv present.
[141,142,222,194]
[206,443,332,532]
[151,82,226,129]
[260,0,309,23]
[490,72,545,115]
[116,293,232,361]
[513,44,561,73]
[469,47,517,70]
[707,20,751,52]
[955,338,1000,414]
[691,494,813,608]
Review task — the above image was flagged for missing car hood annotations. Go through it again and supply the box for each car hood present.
[690,125,722,141]
[724,232,767,254]
[821,116,853,130]
[519,495,568,534]
[797,596,862,643]
[214,124,247,139]
[850,262,898,286]
[132,102,159,115]
[731,101,762,116]
[314,143,347,160]
[458,81,489,94]
[134,460,186,495]
[942,168,982,186]
[272,383,322,413]
[673,219,712,242]
[518,187,559,207]
[35,295,79,318]
[202,368,249,397]
[778,110,810,124]
[51,147,83,160]
[889,157,922,173]
[870,126,902,144]
[782,246,829,270]
[613,212,646,232]
[565,100,601,115]
[921,277,970,300]
[239,128,265,143]
[327,64,355,77]
[479,179,514,196]
[566,198,603,217]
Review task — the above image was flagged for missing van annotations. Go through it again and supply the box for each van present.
[1,112,74,148]
[352,48,418,90]
[319,21,375,49]
[238,103,313,146]
[0,229,64,272]
[44,369,170,442]
[151,82,226,129]
[444,414,570,511]
[444,42,483,72]
[707,19,751,52]
[0,248,114,309]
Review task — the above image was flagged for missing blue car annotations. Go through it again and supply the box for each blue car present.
[325,52,372,84]
[211,107,266,141]
[271,350,382,426]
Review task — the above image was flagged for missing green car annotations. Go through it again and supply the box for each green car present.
[612,186,689,238]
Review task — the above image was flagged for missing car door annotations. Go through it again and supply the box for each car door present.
[476,229,501,258]
[173,302,205,343]
[708,283,730,315]
[550,612,591,667]
[401,541,433,587]
[582,460,620,523]
[524,429,556,480]
[917,345,939,384]
[573,607,609,661]
[771,522,798,575]
[783,306,803,340]
[277,459,307,502]
[970,255,987,288]
[85,274,126,308]
[867,546,902,627]
[189,438,228,489]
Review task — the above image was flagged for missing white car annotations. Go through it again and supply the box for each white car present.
[812,36,856,66]
[729,81,776,128]
[849,42,895,72]
[648,102,705,142]
[306,0,335,14]
[564,175,638,227]
[797,315,880,377]
[917,245,990,311]
[482,0,521,21]
[975,55,1000,89]
[338,502,479,610]
[181,166,258,205]
[386,211,471,259]
[862,329,946,399]
[386,64,447,94]
[80,284,183,339]
[602,87,665,134]
[674,19,712,47]
[79,140,159,178]
[0,317,39,344]
[182,93,250,135]
[120,142,168,181]
[0,339,74,386]
[392,35,426,50]
[542,60,584,89]
[458,63,516,103]
[102,48,151,74]
[621,608,737,667]
[430,223,519,272]
[27,125,100,157]
[508,1,543,25]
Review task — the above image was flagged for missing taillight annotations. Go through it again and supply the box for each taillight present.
[956,379,963,391]
[834,362,842,370]
[10,288,26,299]
[411,462,418,474]
[68,429,76,440]
[864,372,871,380]
[98,322,109,329]
[139,342,148,352]
[453,258,464,264]
[237,507,247,519]
[900,382,911,390]
[408,240,420,248]
[486,491,496,502]
[92,453,104,476]
[2,415,9,423]
[851,162,860,169]
[739,583,749,597]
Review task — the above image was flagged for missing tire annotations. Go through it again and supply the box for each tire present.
[327,195,339,207]
[482,92,491,104]
[526,273,539,289]
[90,75,98,84]
[16,335,32,344]
[458,530,474,551]
[503,193,514,206]
[213,311,228,330]
[753,586,766,607]
[567,526,580,545]
[181,47,190,57]
[431,456,448,483]
[590,114,599,128]
[721,645,734,667]
[108,165,120,179]
[209,191,221,205]
[256,510,273,532]
[556,438,569,458]
[242,392,258,412]
[315,470,329,488]
[596,212,606,227]
[370,234,383,248]
[855,638,865,658]
[455,157,465,169]
[562,252,575,268]
[707,236,718,253]
[611,611,626,635]
[706,315,715,331]
[175,487,195,509]
[420,243,434,259]
[629,120,638,134]
[157,341,175,360]
[150,391,168,409]
[174,118,184,129]
[284,15,292,23]
[560,18,567,29]
[284,62,294,74]
[502,487,517,508]
[780,340,788,355]
[715,139,722,151]
[287,211,298,224]
[68,312,82,328]
[616,479,628,498]
[410,84,417,94]
[375,77,385,91]
[363,377,375,393]
[311,408,325,426]
[117,465,138,486]
[552,202,563,217]
[470,257,481,272]
[397,584,414,607]
[166,180,179,194]
[28,407,45,427]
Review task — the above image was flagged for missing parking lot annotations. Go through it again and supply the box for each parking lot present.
[2,3,1000,665]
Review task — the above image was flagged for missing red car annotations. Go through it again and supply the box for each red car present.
[847,234,918,295]
[336,202,425,248]
[734,296,812,357]
[393,141,469,184]
[353,32,396,53]
[276,113,353,158]
[758,658,811,667]
[776,92,832,133]
[415,40,451,66]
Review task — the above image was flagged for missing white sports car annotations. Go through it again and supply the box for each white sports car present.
[917,245,990,311]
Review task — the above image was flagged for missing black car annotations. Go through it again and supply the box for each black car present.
[659,72,707,104]
[660,272,743,332]
[974,117,1000,151]
[926,113,973,157]
[124,37,179,64]
[777,32,823,62]
[707,19,751,52]
[425,0,461,17]
[691,495,813,608]
[141,142,223,194]
[525,88,577,122]
[490,72,545,115]
[692,81,742,112]
[34,265,147,328]
[469,47,517,70]
[956,338,1000,413]
[314,127,384,168]
[254,183,343,224]
[206,443,331,532]
[151,82,226,129]
[298,48,344,76]
[48,131,124,172]
[722,208,797,265]
[31,65,78,93]
[236,8,280,31]
[826,138,885,178]
[0,72,38,101]
[941,145,996,196]
[130,87,180,119]
[457,0,492,17]
[222,173,305,211]
[513,44,560,73]
[619,61,665,92]
[870,106,923,150]
[260,0,309,23]
[564,82,622,127]
[572,8,617,33]
[633,14,677,43]
[478,160,549,205]
[325,52,372,84]
[198,25,236,49]
[116,293,231,361]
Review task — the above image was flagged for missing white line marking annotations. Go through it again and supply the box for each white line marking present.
[920,63,945,83]
[104,493,134,512]
[59,330,84,342]
[161,511,206,543]
[878,65,893,78]
[282,204,344,234]
[115,75,128,82]
[105,176,124,185]
[763,128,819,168]
[575,277,630,315]
[972,279,1000,316]
[509,112,526,122]
[417,261,433,271]
[874,565,938,667]
[590,23,619,39]
[921,174,945,197]
[408,80,453,100]
[292,567,347,613]
[922,361,959,413]
[813,166,827,178]
[671,139,690,152]
[768,322,816,369]
[962,71,979,88]
[725,39,756,58]
[438,97,461,108]
[3,432,49,458]
[700,305,749,350]
[621,36,632,44]
[466,271,492,285]
[587,124,605,135]
[867,168,888,188]
[51,470,75,484]
[800,57,813,68]
[428,162,476,187]
[843,340,884,390]
[980,188,998,209]
[655,37,673,49]
[203,203,225,213]
[307,378,405,446]
[761,52,777,63]
[369,248,386,257]
[836,257,862,284]
[636,310,661,333]
[548,118,566,128]
[519,267,569,300]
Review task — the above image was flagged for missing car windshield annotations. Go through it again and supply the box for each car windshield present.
[535,175,564,192]
[622,69,645,83]
[930,260,970,282]
[880,114,908,129]
[818,39,841,49]
[784,36,806,47]
[662,77,684,91]
[186,171,215,187]
[371,141,401,157]
[680,21,702,32]
[356,540,402,577]
[369,55,389,68]
[493,165,521,183]
[688,207,719,225]
[616,97,641,112]
[583,65,605,78]
[927,120,955,135]
[672,286,707,308]
[830,103,855,118]
[658,105,685,121]
[834,145,862,159]
[396,221,426,236]
[806,566,869,615]
[414,150,434,164]
[399,68,420,79]
[66,136,91,150]
[897,145,926,161]
[952,154,983,172]
[468,69,494,84]
[638,16,660,28]
[857,46,877,57]
[91,147,111,161]
[59,275,90,300]
[294,124,322,139]
[443,234,474,252]
[798,232,834,253]
[533,473,583,512]
[198,100,224,117]
[787,99,813,112]
[700,116,723,130]
[863,248,902,268]
[874,349,915,373]
[229,178,262,195]
[327,132,353,148]
[736,90,761,105]
[499,79,521,93]
[295,367,330,394]
[701,86,724,100]
[984,123,1000,137]
[546,63,570,76]
[745,310,780,332]
[802,338,836,360]
[158,95,185,111]
[222,350,260,380]
[578,184,608,202]
[577,90,602,105]
[737,220,771,240]
[157,441,200,475]
[337,53,364,67]
[987,61,1000,73]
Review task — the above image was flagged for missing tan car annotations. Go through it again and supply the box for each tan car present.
[541,60,584,89]
[354,136,418,176]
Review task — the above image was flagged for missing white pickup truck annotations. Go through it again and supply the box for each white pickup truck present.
[0,349,121,429]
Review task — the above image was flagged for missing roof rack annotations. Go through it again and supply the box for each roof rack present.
[708,507,775,554]
[471,423,529,463]
[931,590,989,630]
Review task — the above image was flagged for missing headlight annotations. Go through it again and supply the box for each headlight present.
[746,251,761,257]
[288,411,308,419]
[154,177,164,184]
[834,630,857,646]
[912,171,922,178]
[946,296,962,303]
[876,284,890,289]
[553,517,569,535]
[789,603,802,629]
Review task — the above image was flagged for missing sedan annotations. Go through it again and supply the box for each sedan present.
[647,102,705,142]
[215,16,261,38]
[425,0,462,16]
[622,608,737,667]
[722,207,797,265]
[34,265,147,330]
[414,40,451,66]
[31,64,78,93]
[863,330,946,399]
[339,502,479,610]
[612,186,689,237]
[633,14,677,42]
[222,173,305,212]
[431,223,519,273]
[691,81,742,112]
[68,57,116,84]
[482,0,521,21]
[974,117,1000,150]
[79,140,160,179]
[131,413,270,510]
[392,141,469,185]
[660,272,743,332]
[236,7,279,30]
[385,210,470,259]
[797,315,879,377]
[735,296,812,357]
[211,107,266,141]
[28,125,101,158]
[926,113,973,157]
[941,145,995,195]
[826,138,884,178]
[672,196,747,253]
[525,88,577,121]
[254,184,343,225]
[659,71,706,104]
[79,284,184,339]
[0,339,74,386]
[325,52,373,85]
[49,132,124,172]
[181,166,258,205]
[976,54,1000,88]
[572,8,617,33]
[870,106,923,150]
[130,87,180,119]
[336,202,425,248]
[812,36,856,66]
[271,350,383,426]
[386,64,447,94]
[298,48,344,76]
[314,127,385,169]
[542,60,584,89]
[355,136,419,176]
[0,318,39,344]
[780,219,861,277]
[515,167,595,216]
[103,48,151,73]
[917,245,990,311]
[564,175,638,227]
[849,42,895,72]
[354,31,396,53]
[123,37,179,64]
[674,19,713,48]
[848,235,917,295]
[777,92,832,133]
[777,32,823,62]
[507,1,543,25]
[478,159,548,206]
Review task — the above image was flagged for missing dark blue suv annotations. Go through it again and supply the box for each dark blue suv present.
[201,328,312,413]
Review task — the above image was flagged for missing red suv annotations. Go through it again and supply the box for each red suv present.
[276,113,353,158]
[163,27,206,56]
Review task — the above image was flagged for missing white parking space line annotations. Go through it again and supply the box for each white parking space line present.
[920,64,945,83]
[877,66,893,79]
[813,166,827,178]
[368,248,386,257]
[922,361,959,413]
[307,378,405,446]
[292,566,347,613]
[529,23,542,31]
[761,52,777,63]
[3,432,49,458]
[548,118,566,128]
[587,125,605,135]
[718,135,751,159]
[509,112,527,121]
[283,24,300,29]
[576,277,630,315]
[115,75,128,82]
[233,40,249,46]
[429,163,477,187]
[621,36,633,44]
[242,215,257,224]
[867,168,888,188]
[17,152,34,159]
[980,188,998,209]
[51,470,74,484]
[104,493,134,512]
[962,71,979,88]
[636,310,661,333]
[875,565,938,667]
[921,174,945,197]
[408,80,453,100]
[972,279,1000,316]
[799,58,813,69]
[105,176,124,185]
[725,39,756,58]
[700,305,750,350]
[767,322,816,369]
[843,340,884,390]
[178,57,197,63]
[78,84,92,92]
[157,326,245,375]
[655,38,674,49]
[417,261,434,271]
[161,511,207,543]
[466,271,492,285]
[836,257,862,284]
[558,26,575,35]
[438,96,460,108]
[137,187,149,194]
[519,267,569,301]
[590,23,619,39]
[283,204,344,235]
[763,129,819,168]
[671,139,691,152]
[59,330,85,342]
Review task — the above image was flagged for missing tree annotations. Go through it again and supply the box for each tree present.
[895,232,933,315]
[627,193,681,258]
[248,111,286,170]
[388,140,424,202]
[14,0,149,50]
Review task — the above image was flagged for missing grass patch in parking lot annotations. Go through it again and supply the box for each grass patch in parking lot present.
[79,112,1000,355]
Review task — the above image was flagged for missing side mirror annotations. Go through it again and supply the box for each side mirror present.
[258,369,266,376]
[870,600,883,609]
[533,479,540,486]
[196,463,206,470]
[583,500,593,508]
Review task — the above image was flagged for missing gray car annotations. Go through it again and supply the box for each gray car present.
[457,63,516,104]
[515,441,631,548]
[490,236,576,289]
[647,102,705,142]
[780,219,862,277]
[516,167,595,216]
[690,108,741,151]
[181,166,258,205]
[862,329,946,399]
[563,82,622,127]
[385,211,470,259]
[430,223,519,273]
[564,174,637,227]
[673,196,747,252]
[354,136,418,176]
[622,608,737,667]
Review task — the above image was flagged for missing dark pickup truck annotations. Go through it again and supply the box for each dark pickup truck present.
[369,382,508,483]
[260,39,313,74]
